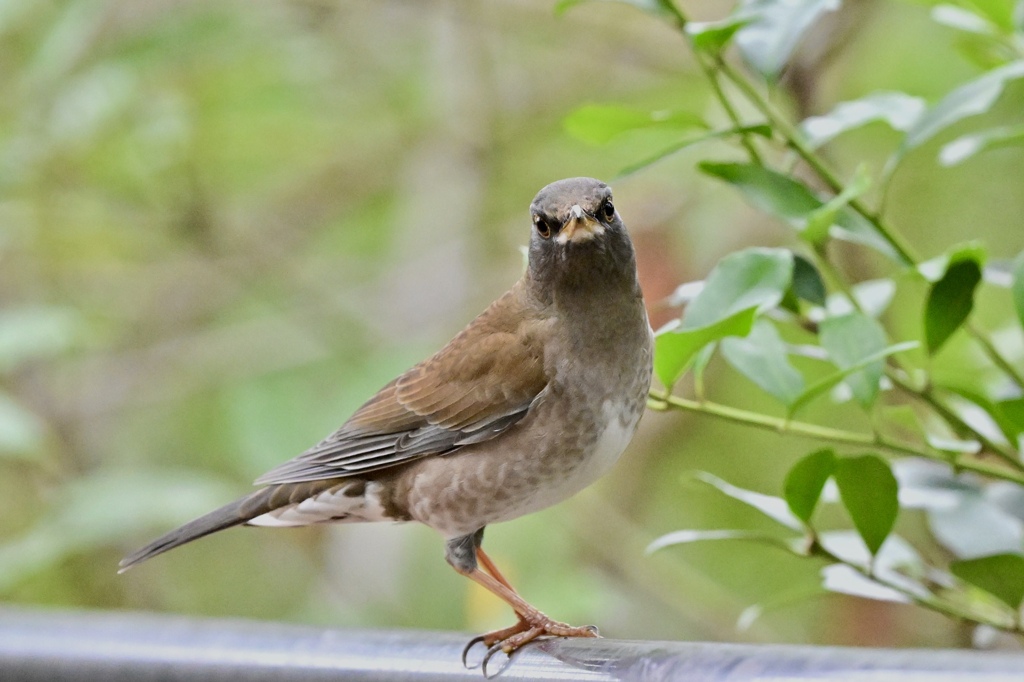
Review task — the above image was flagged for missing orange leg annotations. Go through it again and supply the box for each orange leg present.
[476,548,515,592]
[458,551,599,672]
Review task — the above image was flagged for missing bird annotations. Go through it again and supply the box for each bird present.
[120,177,654,666]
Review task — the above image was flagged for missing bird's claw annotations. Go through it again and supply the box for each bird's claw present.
[461,634,489,670]
[462,619,531,671]
[481,636,526,679]
[463,616,600,677]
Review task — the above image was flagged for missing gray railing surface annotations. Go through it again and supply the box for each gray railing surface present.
[2,607,1023,681]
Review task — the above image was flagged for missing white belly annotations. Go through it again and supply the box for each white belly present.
[248,481,390,527]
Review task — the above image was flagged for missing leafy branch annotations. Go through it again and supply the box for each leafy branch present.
[646,456,1024,635]
[647,394,1024,487]
[663,0,1024,473]
[562,0,1024,636]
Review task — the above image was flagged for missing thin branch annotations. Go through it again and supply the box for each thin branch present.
[695,53,765,165]
[967,323,1024,389]
[809,542,1021,633]
[647,393,1024,486]
[658,8,1024,477]
[885,370,1024,470]
[708,53,1024,410]
[660,0,766,165]
[713,58,919,265]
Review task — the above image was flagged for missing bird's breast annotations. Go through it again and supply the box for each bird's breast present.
[399,301,653,539]
[587,397,644,479]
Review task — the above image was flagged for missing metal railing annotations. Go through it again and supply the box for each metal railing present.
[2,607,1023,681]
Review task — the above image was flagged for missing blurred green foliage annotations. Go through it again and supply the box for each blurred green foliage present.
[2,0,1024,651]
[612,0,1024,644]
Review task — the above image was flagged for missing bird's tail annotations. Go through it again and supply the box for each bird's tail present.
[118,478,343,572]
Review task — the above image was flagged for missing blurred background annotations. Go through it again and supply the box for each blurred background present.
[2,0,1024,649]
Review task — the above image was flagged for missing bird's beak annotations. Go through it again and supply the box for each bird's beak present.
[558,204,603,244]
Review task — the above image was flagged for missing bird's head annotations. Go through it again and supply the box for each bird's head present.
[527,177,637,295]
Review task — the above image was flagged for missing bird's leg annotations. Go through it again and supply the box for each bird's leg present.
[448,531,598,667]
[464,568,598,640]
[476,547,516,592]
[474,547,573,645]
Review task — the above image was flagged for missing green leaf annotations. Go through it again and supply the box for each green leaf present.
[658,248,795,388]
[563,104,704,145]
[901,60,1024,152]
[829,210,906,263]
[997,397,1024,441]
[933,496,1024,558]
[694,471,804,531]
[926,434,981,454]
[950,553,1024,610]
[818,312,889,408]
[654,307,758,389]
[1012,250,1024,330]
[686,16,753,53]
[802,164,871,246]
[833,455,899,556]
[820,531,930,597]
[682,247,794,329]
[789,340,919,416]
[931,4,999,35]
[940,124,1024,165]
[692,342,717,400]
[646,529,800,554]
[934,0,1020,32]
[821,564,910,603]
[851,279,897,318]
[800,91,926,148]
[878,404,928,444]
[554,0,671,16]
[930,383,1024,452]
[784,448,837,523]
[819,532,933,602]
[734,0,841,79]
[790,254,827,306]
[917,241,987,281]
[698,162,903,261]
[699,161,820,221]
[721,319,805,404]
[924,252,984,354]
[616,125,772,179]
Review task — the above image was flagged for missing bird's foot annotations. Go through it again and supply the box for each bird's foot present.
[462,615,599,676]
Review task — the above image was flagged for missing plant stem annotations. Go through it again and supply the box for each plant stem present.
[667,13,1024,475]
[810,543,1020,633]
[967,323,1024,389]
[648,393,1024,486]
[696,54,765,165]
[713,58,919,265]
[708,52,1024,420]
[651,393,1022,631]
[885,370,1024,470]
[661,0,765,166]
[810,246,866,315]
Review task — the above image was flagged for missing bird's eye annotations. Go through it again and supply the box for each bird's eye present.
[534,216,552,239]
[601,201,615,220]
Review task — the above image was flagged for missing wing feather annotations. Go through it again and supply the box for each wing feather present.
[254,283,552,486]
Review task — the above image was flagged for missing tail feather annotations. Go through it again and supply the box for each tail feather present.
[119,492,260,573]
[119,479,346,572]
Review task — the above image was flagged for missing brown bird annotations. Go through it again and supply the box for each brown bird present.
[120,177,653,665]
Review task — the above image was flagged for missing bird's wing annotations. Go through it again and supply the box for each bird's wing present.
[253,286,552,485]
